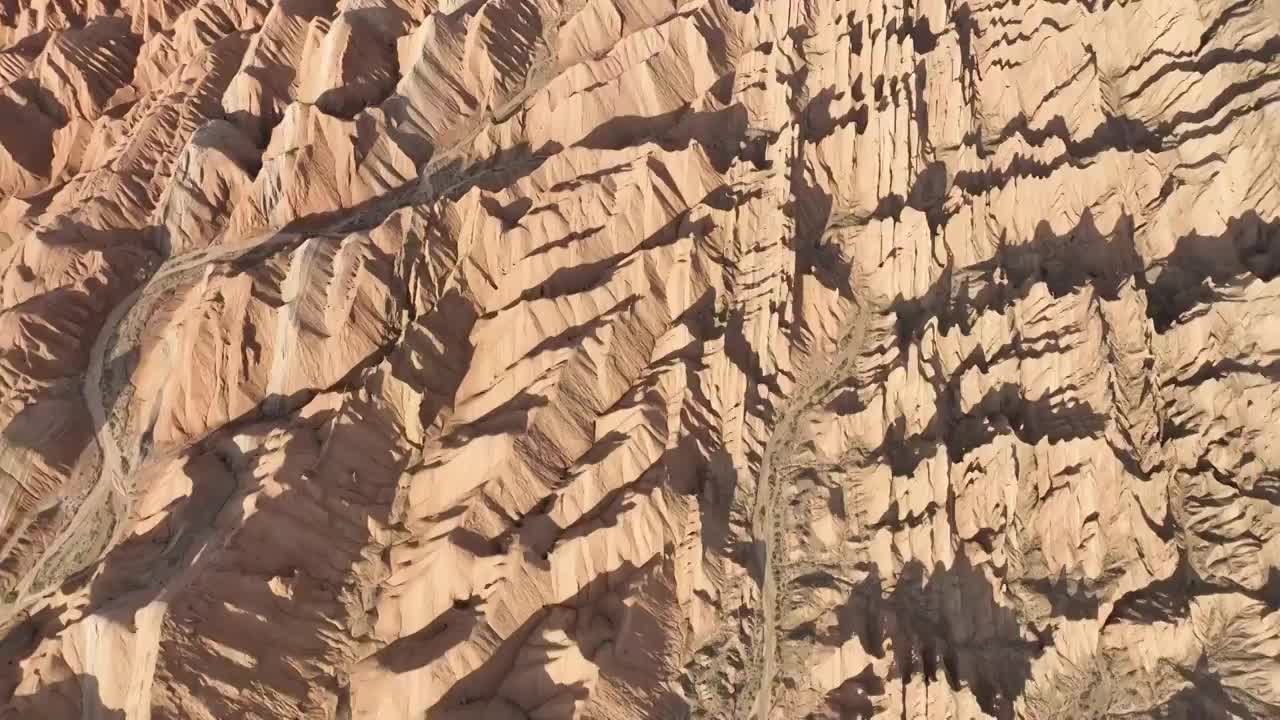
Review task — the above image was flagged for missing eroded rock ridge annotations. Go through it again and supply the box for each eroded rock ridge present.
[0,0,1279,717]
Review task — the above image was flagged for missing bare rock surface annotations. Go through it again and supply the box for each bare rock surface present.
[0,0,1279,717]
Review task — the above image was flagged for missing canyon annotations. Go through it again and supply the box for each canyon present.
[0,0,1279,717]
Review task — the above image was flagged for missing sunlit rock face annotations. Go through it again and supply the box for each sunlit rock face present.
[1,0,1279,717]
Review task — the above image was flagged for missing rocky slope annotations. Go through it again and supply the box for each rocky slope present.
[0,0,1279,717]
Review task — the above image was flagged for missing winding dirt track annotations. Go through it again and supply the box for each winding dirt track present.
[746,293,871,720]
[14,233,296,609]
[82,236,294,490]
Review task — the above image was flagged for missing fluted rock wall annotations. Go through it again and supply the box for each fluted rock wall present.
[0,0,1278,718]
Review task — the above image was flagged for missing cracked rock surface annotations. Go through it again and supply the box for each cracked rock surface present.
[0,0,1279,717]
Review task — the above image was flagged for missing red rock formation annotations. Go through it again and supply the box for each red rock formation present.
[1,0,1279,718]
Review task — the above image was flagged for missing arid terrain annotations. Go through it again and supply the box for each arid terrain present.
[0,0,1278,717]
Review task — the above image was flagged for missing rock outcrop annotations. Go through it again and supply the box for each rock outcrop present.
[1,0,1279,717]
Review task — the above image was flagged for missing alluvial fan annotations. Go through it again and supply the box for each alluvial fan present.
[0,0,1279,717]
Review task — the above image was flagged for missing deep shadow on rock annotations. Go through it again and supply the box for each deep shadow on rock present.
[823,555,1043,720]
